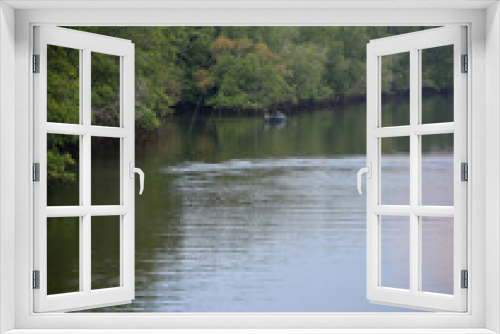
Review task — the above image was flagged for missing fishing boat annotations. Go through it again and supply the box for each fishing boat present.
[264,111,286,125]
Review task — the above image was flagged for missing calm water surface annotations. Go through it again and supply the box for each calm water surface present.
[48,95,454,312]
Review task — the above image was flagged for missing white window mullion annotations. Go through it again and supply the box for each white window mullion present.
[46,123,129,138]
[91,126,129,138]
[122,49,135,296]
[409,48,419,295]
[412,206,454,217]
[82,48,91,203]
[33,26,49,306]
[417,47,423,293]
[78,48,85,292]
[372,126,411,138]
[365,43,379,298]
[413,122,454,135]
[82,48,92,295]
[82,215,91,293]
[373,205,411,216]
[453,26,468,309]
[119,56,125,287]
[373,123,454,138]
[79,49,84,207]
[373,205,455,217]
[46,206,128,218]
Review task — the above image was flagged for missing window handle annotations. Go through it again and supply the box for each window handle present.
[357,162,372,195]
[129,162,144,195]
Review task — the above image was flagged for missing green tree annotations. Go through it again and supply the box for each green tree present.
[208,36,292,111]
[46,26,447,184]
[283,43,331,101]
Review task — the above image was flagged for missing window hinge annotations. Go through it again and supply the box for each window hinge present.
[33,270,40,289]
[33,54,40,73]
[33,163,40,182]
[461,162,468,181]
[461,54,468,73]
[461,270,468,289]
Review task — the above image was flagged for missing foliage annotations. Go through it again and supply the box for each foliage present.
[47,134,78,184]
[48,26,449,183]
[283,43,332,101]
[208,35,293,110]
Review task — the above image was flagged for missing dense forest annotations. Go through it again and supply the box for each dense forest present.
[48,26,452,183]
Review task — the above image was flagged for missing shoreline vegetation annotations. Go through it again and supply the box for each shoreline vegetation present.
[48,26,452,184]
[172,89,452,118]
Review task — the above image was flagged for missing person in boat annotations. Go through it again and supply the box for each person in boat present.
[275,110,285,119]
[265,110,285,123]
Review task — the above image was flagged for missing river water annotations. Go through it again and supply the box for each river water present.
[47,95,454,312]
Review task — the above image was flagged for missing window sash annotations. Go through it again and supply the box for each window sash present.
[366,26,468,312]
[33,26,136,313]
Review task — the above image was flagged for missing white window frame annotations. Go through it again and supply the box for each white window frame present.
[366,26,468,312]
[1,1,499,333]
[33,26,136,313]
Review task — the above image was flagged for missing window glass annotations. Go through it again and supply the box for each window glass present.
[381,52,410,127]
[47,134,80,207]
[47,217,80,295]
[92,216,121,290]
[47,45,80,124]
[381,215,410,290]
[421,45,454,124]
[91,52,121,127]
[381,136,410,205]
[91,137,121,206]
[421,217,454,294]
[421,133,454,206]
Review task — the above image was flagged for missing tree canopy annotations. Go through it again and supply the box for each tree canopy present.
[47,26,450,183]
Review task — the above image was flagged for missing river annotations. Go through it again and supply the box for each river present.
[47,94,454,312]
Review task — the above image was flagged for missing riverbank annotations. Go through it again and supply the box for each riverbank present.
[171,89,451,119]
[48,93,453,184]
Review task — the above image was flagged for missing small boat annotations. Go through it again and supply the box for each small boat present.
[264,111,286,125]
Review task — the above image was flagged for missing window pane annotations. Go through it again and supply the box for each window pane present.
[92,216,121,290]
[47,217,80,295]
[421,45,454,124]
[421,217,454,294]
[381,52,410,127]
[91,137,121,206]
[421,133,454,206]
[381,215,410,290]
[47,45,80,124]
[92,52,120,127]
[47,134,80,206]
[381,136,410,205]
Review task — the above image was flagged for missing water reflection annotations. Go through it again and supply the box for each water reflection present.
[56,95,455,312]
[98,156,390,312]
